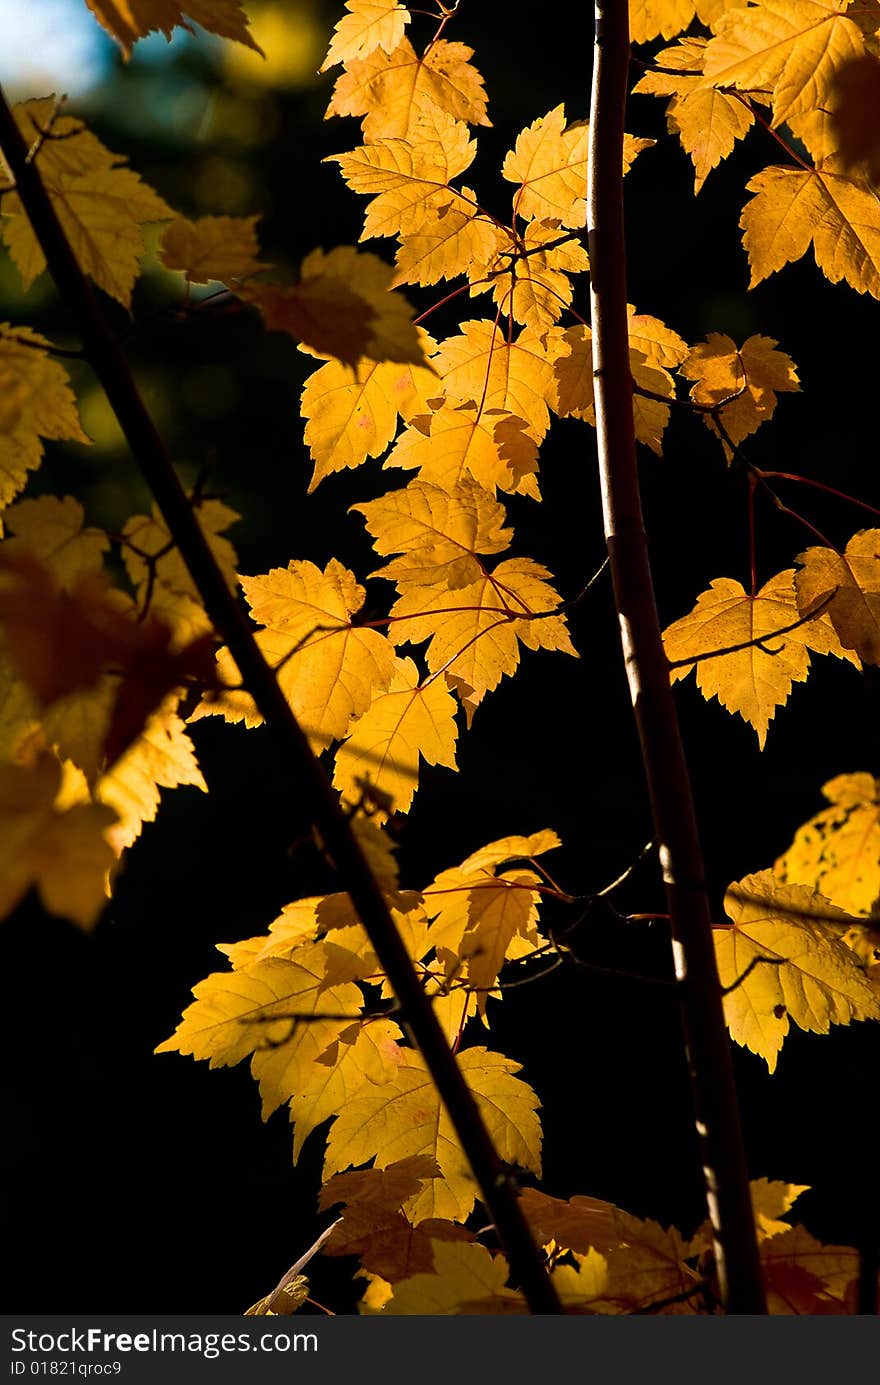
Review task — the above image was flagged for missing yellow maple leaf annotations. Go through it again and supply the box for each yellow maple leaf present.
[633,38,755,191]
[716,869,880,1070]
[352,477,512,592]
[432,320,563,445]
[663,569,855,746]
[740,161,880,297]
[701,0,865,127]
[290,1018,405,1158]
[192,557,396,749]
[325,36,490,141]
[552,321,683,454]
[83,0,263,55]
[629,0,698,43]
[122,499,239,646]
[301,337,439,490]
[0,752,116,927]
[95,693,207,852]
[155,941,365,1117]
[502,105,651,227]
[1,100,174,308]
[750,1178,810,1238]
[478,217,589,331]
[795,529,880,662]
[243,247,426,367]
[681,333,800,452]
[321,0,410,71]
[159,214,265,284]
[0,494,107,585]
[323,1045,541,1222]
[328,111,477,243]
[384,404,540,499]
[390,189,503,288]
[775,772,880,915]
[0,329,89,510]
[331,655,458,817]
[387,557,576,713]
[425,867,542,1005]
[760,1225,858,1313]
[378,1239,524,1313]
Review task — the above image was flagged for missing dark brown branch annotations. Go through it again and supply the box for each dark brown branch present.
[0,83,561,1317]
[588,2,766,1313]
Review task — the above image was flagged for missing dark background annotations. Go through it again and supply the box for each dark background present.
[0,0,878,1313]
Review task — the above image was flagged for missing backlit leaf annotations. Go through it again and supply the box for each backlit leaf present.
[775,772,880,915]
[84,0,263,55]
[795,529,880,662]
[716,869,880,1070]
[0,329,89,510]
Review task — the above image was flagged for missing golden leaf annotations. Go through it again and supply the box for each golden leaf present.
[325,36,490,141]
[331,655,458,817]
[681,332,800,451]
[83,0,263,55]
[1,100,173,308]
[716,869,880,1070]
[795,529,880,663]
[740,162,880,298]
[0,329,89,510]
[159,214,264,284]
[775,772,880,915]
[663,570,855,746]
[321,0,410,72]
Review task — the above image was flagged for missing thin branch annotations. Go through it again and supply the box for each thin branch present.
[589,1,766,1314]
[0,82,561,1318]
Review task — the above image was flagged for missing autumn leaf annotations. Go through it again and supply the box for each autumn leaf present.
[321,0,410,72]
[352,477,512,592]
[0,99,174,308]
[323,1045,541,1222]
[387,557,576,716]
[795,529,880,663]
[301,336,438,490]
[740,162,880,298]
[83,0,264,56]
[0,495,107,586]
[390,192,503,289]
[122,498,239,645]
[0,751,116,927]
[502,105,652,228]
[749,1178,810,1238]
[191,557,396,750]
[159,214,265,284]
[155,941,367,1119]
[633,38,754,192]
[331,655,458,817]
[325,36,490,141]
[775,772,880,916]
[289,1018,405,1158]
[376,1240,524,1313]
[432,320,563,445]
[716,869,880,1071]
[328,110,477,243]
[478,217,589,332]
[681,333,800,451]
[95,693,207,852]
[243,247,426,367]
[385,404,540,499]
[552,320,683,454]
[700,0,865,127]
[629,0,698,44]
[0,329,89,510]
[760,1226,858,1313]
[663,569,855,747]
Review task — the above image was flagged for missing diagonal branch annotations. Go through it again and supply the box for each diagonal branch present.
[588,2,766,1313]
[0,84,561,1317]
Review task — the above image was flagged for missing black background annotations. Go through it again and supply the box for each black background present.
[1,0,878,1313]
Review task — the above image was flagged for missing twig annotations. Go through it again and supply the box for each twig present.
[588,0,766,1314]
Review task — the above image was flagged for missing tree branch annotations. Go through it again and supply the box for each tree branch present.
[0,84,561,1317]
[588,2,766,1313]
